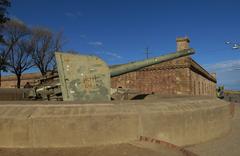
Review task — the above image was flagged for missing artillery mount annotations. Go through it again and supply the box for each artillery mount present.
[29,48,195,101]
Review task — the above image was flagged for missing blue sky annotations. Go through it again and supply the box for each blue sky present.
[8,0,240,90]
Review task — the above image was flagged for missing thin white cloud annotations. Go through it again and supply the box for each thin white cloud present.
[94,51,122,59]
[88,41,103,46]
[76,11,83,17]
[204,59,240,90]
[105,51,122,59]
[65,12,75,17]
[80,34,86,38]
[65,11,83,18]
[204,59,240,72]
[88,41,122,59]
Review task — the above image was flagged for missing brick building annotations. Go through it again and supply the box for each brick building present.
[111,37,217,96]
[1,73,41,88]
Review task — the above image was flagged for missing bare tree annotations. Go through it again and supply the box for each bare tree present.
[0,0,11,43]
[31,27,63,76]
[7,40,34,88]
[0,51,8,87]
[2,19,33,88]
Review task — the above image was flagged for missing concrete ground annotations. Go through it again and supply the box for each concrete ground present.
[187,103,240,156]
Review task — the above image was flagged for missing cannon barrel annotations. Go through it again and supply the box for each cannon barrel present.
[110,48,195,77]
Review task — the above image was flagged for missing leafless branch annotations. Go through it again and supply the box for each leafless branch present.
[31,27,63,75]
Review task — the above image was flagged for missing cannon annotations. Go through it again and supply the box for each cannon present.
[54,48,195,102]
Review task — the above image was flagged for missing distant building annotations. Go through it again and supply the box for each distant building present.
[1,73,41,88]
[111,37,217,96]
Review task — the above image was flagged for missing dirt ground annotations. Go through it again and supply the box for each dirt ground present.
[0,143,187,156]
[186,103,240,156]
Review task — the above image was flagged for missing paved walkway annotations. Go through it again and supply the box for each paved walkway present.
[187,103,240,156]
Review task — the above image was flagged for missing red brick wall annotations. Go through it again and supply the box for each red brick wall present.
[111,57,216,97]
[190,70,216,96]
[1,79,36,88]
[1,73,41,88]
[111,67,192,96]
[111,57,192,96]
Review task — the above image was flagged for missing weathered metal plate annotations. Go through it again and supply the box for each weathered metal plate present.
[55,52,110,102]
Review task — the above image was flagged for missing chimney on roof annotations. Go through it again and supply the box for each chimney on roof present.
[176,37,190,51]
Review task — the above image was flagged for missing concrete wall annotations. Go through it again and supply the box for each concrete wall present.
[223,92,240,103]
[0,98,231,148]
[0,88,30,100]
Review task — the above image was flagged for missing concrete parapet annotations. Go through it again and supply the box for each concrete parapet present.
[0,88,30,100]
[0,97,232,148]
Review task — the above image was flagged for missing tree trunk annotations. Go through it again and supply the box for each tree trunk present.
[41,70,46,76]
[16,74,21,88]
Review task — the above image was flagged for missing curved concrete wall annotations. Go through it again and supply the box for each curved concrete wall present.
[0,98,231,148]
